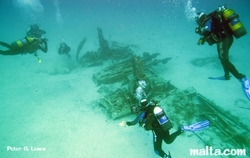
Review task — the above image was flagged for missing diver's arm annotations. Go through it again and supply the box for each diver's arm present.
[126,111,145,126]
[38,40,48,53]
[66,53,71,58]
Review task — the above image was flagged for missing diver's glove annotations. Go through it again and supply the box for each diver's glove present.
[119,121,132,127]
[197,37,206,45]
[126,122,132,126]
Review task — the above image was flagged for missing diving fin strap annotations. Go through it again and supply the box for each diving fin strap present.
[181,120,210,132]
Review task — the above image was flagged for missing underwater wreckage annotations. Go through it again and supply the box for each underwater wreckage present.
[76,28,250,157]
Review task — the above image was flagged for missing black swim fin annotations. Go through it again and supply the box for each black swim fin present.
[208,76,230,81]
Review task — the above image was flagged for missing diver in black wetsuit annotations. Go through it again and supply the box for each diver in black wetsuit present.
[58,42,71,58]
[121,99,181,158]
[195,6,246,81]
[0,36,48,56]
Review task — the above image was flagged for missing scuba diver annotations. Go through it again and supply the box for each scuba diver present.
[120,98,210,158]
[195,5,250,100]
[58,41,71,58]
[26,24,46,38]
[0,36,48,62]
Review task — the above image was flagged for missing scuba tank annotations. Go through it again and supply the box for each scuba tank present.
[11,37,35,48]
[153,107,173,131]
[222,8,247,39]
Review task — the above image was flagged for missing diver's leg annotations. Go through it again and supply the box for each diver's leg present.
[152,130,167,157]
[164,128,181,144]
[0,50,8,55]
[219,36,245,80]
[217,42,230,79]
[0,42,21,55]
[0,41,12,49]
[0,50,20,55]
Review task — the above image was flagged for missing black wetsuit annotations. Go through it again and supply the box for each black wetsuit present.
[0,39,47,56]
[126,104,181,157]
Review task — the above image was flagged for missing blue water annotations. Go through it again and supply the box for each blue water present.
[1,0,250,158]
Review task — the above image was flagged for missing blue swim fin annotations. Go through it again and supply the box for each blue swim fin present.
[181,120,210,132]
[241,77,250,101]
